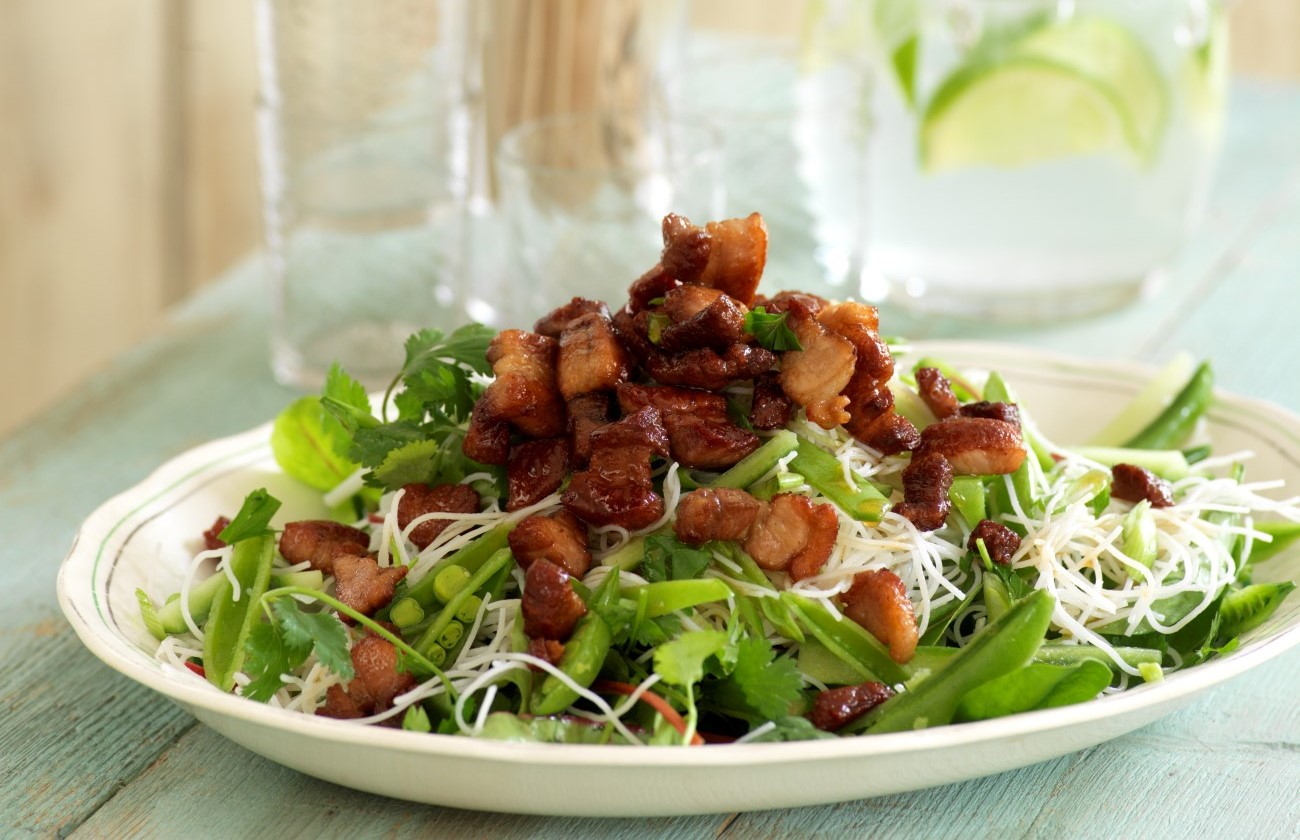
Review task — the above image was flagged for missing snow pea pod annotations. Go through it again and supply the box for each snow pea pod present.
[704,430,799,490]
[1123,362,1214,450]
[789,435,888,523]
[639,578,732,618]
[201,534,276,692]
[850,588,1055,734]
[531,612,614,715]
[781,593,909,686]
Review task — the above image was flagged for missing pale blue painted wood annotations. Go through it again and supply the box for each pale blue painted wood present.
[2,81,1299,838]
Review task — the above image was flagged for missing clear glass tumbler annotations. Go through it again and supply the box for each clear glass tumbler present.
[256,0,472,388]
[493,110,724,326]
[862,0,1228,321]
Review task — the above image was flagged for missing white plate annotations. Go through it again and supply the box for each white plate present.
[57,341,1300,816]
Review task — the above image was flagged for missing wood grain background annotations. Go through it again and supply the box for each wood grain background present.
[0,0,1296,437]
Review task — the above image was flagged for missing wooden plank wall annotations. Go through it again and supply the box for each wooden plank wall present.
[0,0,1295,438]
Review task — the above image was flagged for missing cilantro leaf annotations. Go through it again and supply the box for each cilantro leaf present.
[323,365,371,433]
[346,420,426,468]
[743,716,837,742]
[242,621,312,702]
[724,636,804,720]
[370,439,445,490]
[641,535,712,583]
[743,307,803,352]
[218,488,282,543]
[385,324,495,413]
[653,630,728,688]
[271,599,354,681]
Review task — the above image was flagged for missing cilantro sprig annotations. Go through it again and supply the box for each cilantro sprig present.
[743,307,803,352]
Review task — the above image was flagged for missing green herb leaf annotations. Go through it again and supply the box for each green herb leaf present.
[724,636,805,720]
[743,716,837,742]
[402,705,432,733]
[217,488,282,543]
[653,629,728,688]
[271,398,363,492]
[242,621,313,703]
[271,598,354,681]
[743,307,803,352]
[640,535,713,583]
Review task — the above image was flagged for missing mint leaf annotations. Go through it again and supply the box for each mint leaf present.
[242,620,312,702]
[653,630,728,688]
[641,535,712,583]
[218,489,281,543]
[743,307,803,352]
[271,599,354,681]
[725,636,804,720]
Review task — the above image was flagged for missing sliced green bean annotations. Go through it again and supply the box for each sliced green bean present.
[789,435,888,522]
[849,588,1055,734]
[704,430,799,490]
[1123,362,1214,450]
[201,534,276,692]
[390,598,425,629]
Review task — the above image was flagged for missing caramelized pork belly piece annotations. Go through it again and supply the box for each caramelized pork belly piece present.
[333,554,408,622]
[527,637,566,668]
[557,312,631,399]
[743,493,840,581]
[777,300,855,429]
[534,297,610,338]
[566,392,612,468]
[660,212,767,306]
[508,509,592,578]
[562,406,669,531]
[1110,463,1175,508]
[658,289,749,353]
[893,452,954,532]
[507,438,569,511]
[613,309,775,391]
[616,383,759,470]
[820,301,919,455]
[461,400,511,465]
[318,633,417,721]
[673,488,763,544]
[203,515,231,551]
[662,284,725,322]
[968,519,1022,566]
[521,559,587,641]
[916,367,959,420]
[757,290,830,317]
[841,568,918,664]
[960,401,1021,426]
[279,520,370,575]
[749,371,793,430]
[397,483,480,550]
[485,329,567,438]
[917,416,1026,476]
[627,263,680,313]
[809,682,895,732]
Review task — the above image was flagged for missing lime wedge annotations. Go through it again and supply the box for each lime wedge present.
[1016,18,1168,160]
[920,56,1136,171]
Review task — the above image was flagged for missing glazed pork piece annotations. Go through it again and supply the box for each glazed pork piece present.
[841,568,918,664]
[809,682,895,732]
[463,329,566,464]
[916,367,960,420]
[397,483,480,550]
[318,633,417,721]
[749,371,794,430]
[507,509,592,578]
[917,416,1026,476]
[556,312,631,400]
[968,519,1022,565]
[777,300,855,429]
[673,488,839,582]
[657,288,749,353]
[534,297,610,338]
[660,212,767,307]
[613,308,776,392]
[562,406,671,531]
[1111,463,1175,508]
[333,554,408,621]
[566,392,612,468]
[506,437,570,511]
[893,452,954,532]
[521,559,587,641]
[819,301,919,456]
[278,520,370,575]
[960,401,1021,426]
[626,263,680,313]
[616,383,758,470]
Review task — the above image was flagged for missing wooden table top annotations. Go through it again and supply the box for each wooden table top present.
[4,81,1299,838]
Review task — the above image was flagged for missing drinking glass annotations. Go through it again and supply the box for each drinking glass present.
[493,110,724,326]
[862,0,1228,321]
[256,0,472,389]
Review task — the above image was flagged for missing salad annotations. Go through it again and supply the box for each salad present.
[137,212,1298,745]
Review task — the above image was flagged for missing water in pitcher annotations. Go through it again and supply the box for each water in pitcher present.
[863,0,1228,320]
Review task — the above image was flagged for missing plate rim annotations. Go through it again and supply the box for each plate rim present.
[57,339,1300,770]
